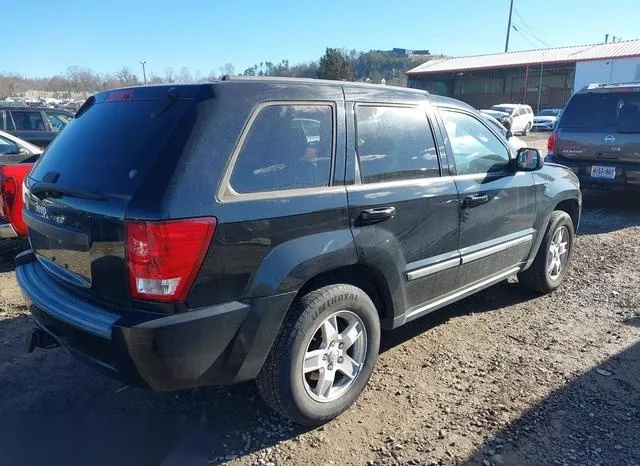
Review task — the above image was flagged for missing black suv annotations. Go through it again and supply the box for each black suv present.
[17,79,581,425]
[1,106,73,148]
[547,82,640,188]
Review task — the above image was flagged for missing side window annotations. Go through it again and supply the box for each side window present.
[3,111,14,131]
[230,104,333,194]
[46,113,67,131]
[356,106,439,183]
[441,110,511,176]
[0,135,18,154]
[10,111,46,131]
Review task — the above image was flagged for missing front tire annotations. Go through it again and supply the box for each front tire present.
[257,284,380,425]
[519,210,575,293]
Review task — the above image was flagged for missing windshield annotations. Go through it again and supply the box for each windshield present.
[490,106,514,115]
[561,92,640,132]
[538,109,561,117]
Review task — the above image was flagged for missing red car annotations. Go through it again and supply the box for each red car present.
[0,130,42,238]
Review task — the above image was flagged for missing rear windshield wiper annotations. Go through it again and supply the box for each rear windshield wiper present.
[30,182,105,201]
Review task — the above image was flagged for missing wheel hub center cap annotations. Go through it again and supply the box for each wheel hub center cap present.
[327,350,339,364]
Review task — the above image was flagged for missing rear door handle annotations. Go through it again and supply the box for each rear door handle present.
[462,194,489,209]
[358,206,396,225]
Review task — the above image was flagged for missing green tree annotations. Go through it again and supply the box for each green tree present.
[317,48,353,81]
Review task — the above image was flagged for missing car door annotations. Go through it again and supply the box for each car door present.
[8,110,53,148]
[438,108,536,289]
[511,107,523,133]
[345,100,461,318]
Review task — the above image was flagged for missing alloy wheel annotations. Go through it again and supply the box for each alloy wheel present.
[547,226,569,280]
[302,310,367,403]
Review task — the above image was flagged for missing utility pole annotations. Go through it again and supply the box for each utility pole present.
[505,0,514,53]
[140,60,147,84]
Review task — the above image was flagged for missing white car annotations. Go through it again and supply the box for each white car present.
[532,108,562,131]
[489,103,534,136]
[481,114,526,150]
[0,130,42,163]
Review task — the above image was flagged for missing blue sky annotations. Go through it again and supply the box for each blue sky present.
[4,0,640,78]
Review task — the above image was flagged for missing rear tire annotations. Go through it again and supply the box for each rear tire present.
[523,122,532,135]
[519,210,575,293]
[257,284,380,425]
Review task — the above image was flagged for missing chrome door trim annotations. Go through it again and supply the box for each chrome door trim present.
[461,234,533,264]
[405,266,521,321]
[406,257,460,281]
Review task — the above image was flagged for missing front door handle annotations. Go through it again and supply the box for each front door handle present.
[462,194,489,209]
[358,206,396,225]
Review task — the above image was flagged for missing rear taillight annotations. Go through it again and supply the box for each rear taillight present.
[0,176,16,219]
[125,218,216,302]
[547,131,557,152]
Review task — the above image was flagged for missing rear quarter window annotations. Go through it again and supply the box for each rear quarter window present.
[229,104,333,194]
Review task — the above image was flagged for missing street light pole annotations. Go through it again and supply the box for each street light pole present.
[140,60,147,85]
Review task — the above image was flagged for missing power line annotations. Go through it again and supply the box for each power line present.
[514,9,551,48]
[512,24,539,49]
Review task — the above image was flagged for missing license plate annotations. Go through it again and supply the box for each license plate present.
[591,166,616,179]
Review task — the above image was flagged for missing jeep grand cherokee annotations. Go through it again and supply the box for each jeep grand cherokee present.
[17,78,581,425]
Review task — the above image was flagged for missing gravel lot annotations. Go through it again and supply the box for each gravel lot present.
[0,133,638,466]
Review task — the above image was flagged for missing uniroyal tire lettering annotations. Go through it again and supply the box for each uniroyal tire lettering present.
[319,292,359,312]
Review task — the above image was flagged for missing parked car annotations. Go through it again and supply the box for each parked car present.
[481,113,526,150]
[0,131,41,239]
[480,109,513,131]
[17,79,581,425]
[489,103,534,135]
[533,108,563,132]
[0,106,73,148]
[547,82,640,189]
[0,129,42,163]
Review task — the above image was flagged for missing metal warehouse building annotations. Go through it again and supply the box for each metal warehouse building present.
[407,39,640,110]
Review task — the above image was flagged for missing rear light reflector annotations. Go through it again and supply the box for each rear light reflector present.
[125,217,216,302]
[1,176,17,220]
[547,131,557,152]
[107,90,134,101]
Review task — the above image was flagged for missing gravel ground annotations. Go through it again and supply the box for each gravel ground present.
[0,143,638,465]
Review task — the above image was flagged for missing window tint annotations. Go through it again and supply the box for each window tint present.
[3,111,14,131]
[230,105,333,194]
[0,135,18,154]
[561,92,640,132]
[46,113,68,131]
[10,111,46,131]
[356,106,439,183]
[442,110,510,175]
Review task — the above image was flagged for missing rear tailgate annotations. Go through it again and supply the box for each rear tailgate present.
[24,86,200,309]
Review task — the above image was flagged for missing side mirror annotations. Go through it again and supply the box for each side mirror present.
[18,147,28,155]
[506,130,513,140]
[514,147,543,171]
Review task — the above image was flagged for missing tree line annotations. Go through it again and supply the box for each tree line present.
[244,48,437,86]
[0,49,435,98]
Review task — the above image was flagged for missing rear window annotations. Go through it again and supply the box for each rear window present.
[561,92,640,132]
[30,98,194,197]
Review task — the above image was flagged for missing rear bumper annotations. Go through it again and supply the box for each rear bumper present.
[545,156,640,188]
[16,250,295,390]
[0,219,17,239]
